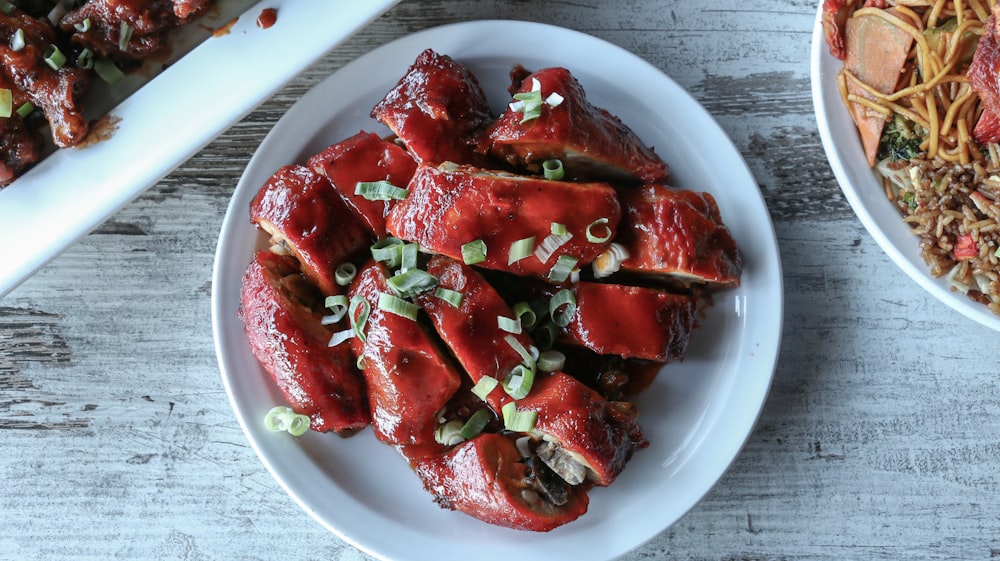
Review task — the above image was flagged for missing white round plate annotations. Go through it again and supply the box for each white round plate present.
[212,20,783,561]
[810,4,1000,331]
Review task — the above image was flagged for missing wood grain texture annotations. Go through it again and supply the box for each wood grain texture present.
[3,1,1000,560]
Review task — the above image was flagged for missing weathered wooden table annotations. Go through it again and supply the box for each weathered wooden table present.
[3,1,999,559]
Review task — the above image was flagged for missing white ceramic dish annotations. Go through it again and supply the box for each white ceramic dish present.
[212,20,783,561]
[810,3,1000,331]
[0,0,399,298]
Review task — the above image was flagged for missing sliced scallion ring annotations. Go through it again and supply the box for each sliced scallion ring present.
[94,58,125,84]
[10,28,25,52]
[370,237,404,267]
[355,180,410,201]
[335,262,357,286]
[43,44,66,70]
[0,89,11,119]
[434,287,464,308]
[327,328,354,348]
[547,254,579,283]
[286,414,311,437]
[503,363,536,400]
[264,406,311,436]
[549,289,577,327]
[348,295,370,342]
[74,17,91,32]
[118,22,133,52]
[378,292,420,321]
[537,350,566,372]
[501,401,538,433]
[459,409,491,439]
[533,319,559,350]
[497,315,522,334]
[387,268,438,298]
[542,159,564,180]
[507,236,535,265]
[461,239,487,265]
[434,420,465,446]
[322,294,349,324]
[76,48,94,69]
[15,101,33,118]
[400,242,419,272]
[512,301,537,330]
[504,334,536,367]
[534,231,572,263]
[550,222,567,236]
[470,375,498,401]
[586,218,613,243]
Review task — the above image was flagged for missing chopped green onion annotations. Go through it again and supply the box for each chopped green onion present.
[461,239,487,265]
[550,222,567,236]
[434,287,464,308]
[0,89,11,119]
[356,355,366,370]
[74,17,91,32]
[322,294,349,324]
[549,289,577,327]
[94,58,125,84]
[0,1,15,15]
[355,180,410,201]
[501,401,538,433]
[10,28,25,52]
[503,363,536,400]
[76,48,93,69]
[435,420,465,446]
[586,218,613,243]
[327,329,354,347]
[504,334,536,366]
[264,406,311,436]
[512,301,537,330]
[537,350,566,372]
[459,409,491,439]
[118,22,133,52]
[400,242,419,271]
[533,320,560,350]
[43,44,66,70]
[995,246,1000,258]
[534,231,572,263]
[471,375,498,401]
[371,237,404,268]
[15,101,33,118]
[507,236,536,265]
[386,268,438,298]
[348,295,370,342]
[497,315,522,334]
[335,263,357,286]
[542,159,564,180]
[548,254,579,283]
[378,292,420,321]
[511,87,543,124]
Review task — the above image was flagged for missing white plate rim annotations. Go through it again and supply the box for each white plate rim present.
[212,19,784,561]
[810,2,1000,332]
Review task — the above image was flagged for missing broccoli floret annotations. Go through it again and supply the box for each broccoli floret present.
[877,114,924,161]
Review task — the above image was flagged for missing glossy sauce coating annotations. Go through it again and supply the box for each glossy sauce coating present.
[250,165,372,296]
[238,251,369,433]
[348,262,462,446]
[388,163,620,280]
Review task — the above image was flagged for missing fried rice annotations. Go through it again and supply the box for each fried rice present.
[878,148,1000,315]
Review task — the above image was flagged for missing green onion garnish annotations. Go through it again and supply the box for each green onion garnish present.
[434,287,464,308]
[550,222,567,236]
[15,102,33,118]
[348,295,370,342]
[537,350,566,372]
[10,28,25,52]
[76,48,94,70]
[43,44,66,70]
[94,58,125,84]
[118,22,133,52]
[386,268,438,298]
[504,334,536,367]
[400,242,419,271]
[995,246,1000,258]
[549,289,577,327]
[435,420,465,446]
[264,406,311,437]
[322,294,349,324]
[507,236,535,265]
[459,409,491,439]
[370,237,404,267]
[471,375,498,401]
[327,329,354,347]
[548,254,579,283]
[0,89,11,119]
[512,301,537,330]
[534,230,572,263]
[378,292,420,321]
[533,320,559,350]
[501,401,538,433]
[74,17,91,32]
[461,239,487,265]
[542,159,564,180]
[355,180,410,201]
[503,363,536,400]
[497,315,522,334]
[585,218,612,243]
[511,87,544,124]
[335,262,357,286]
